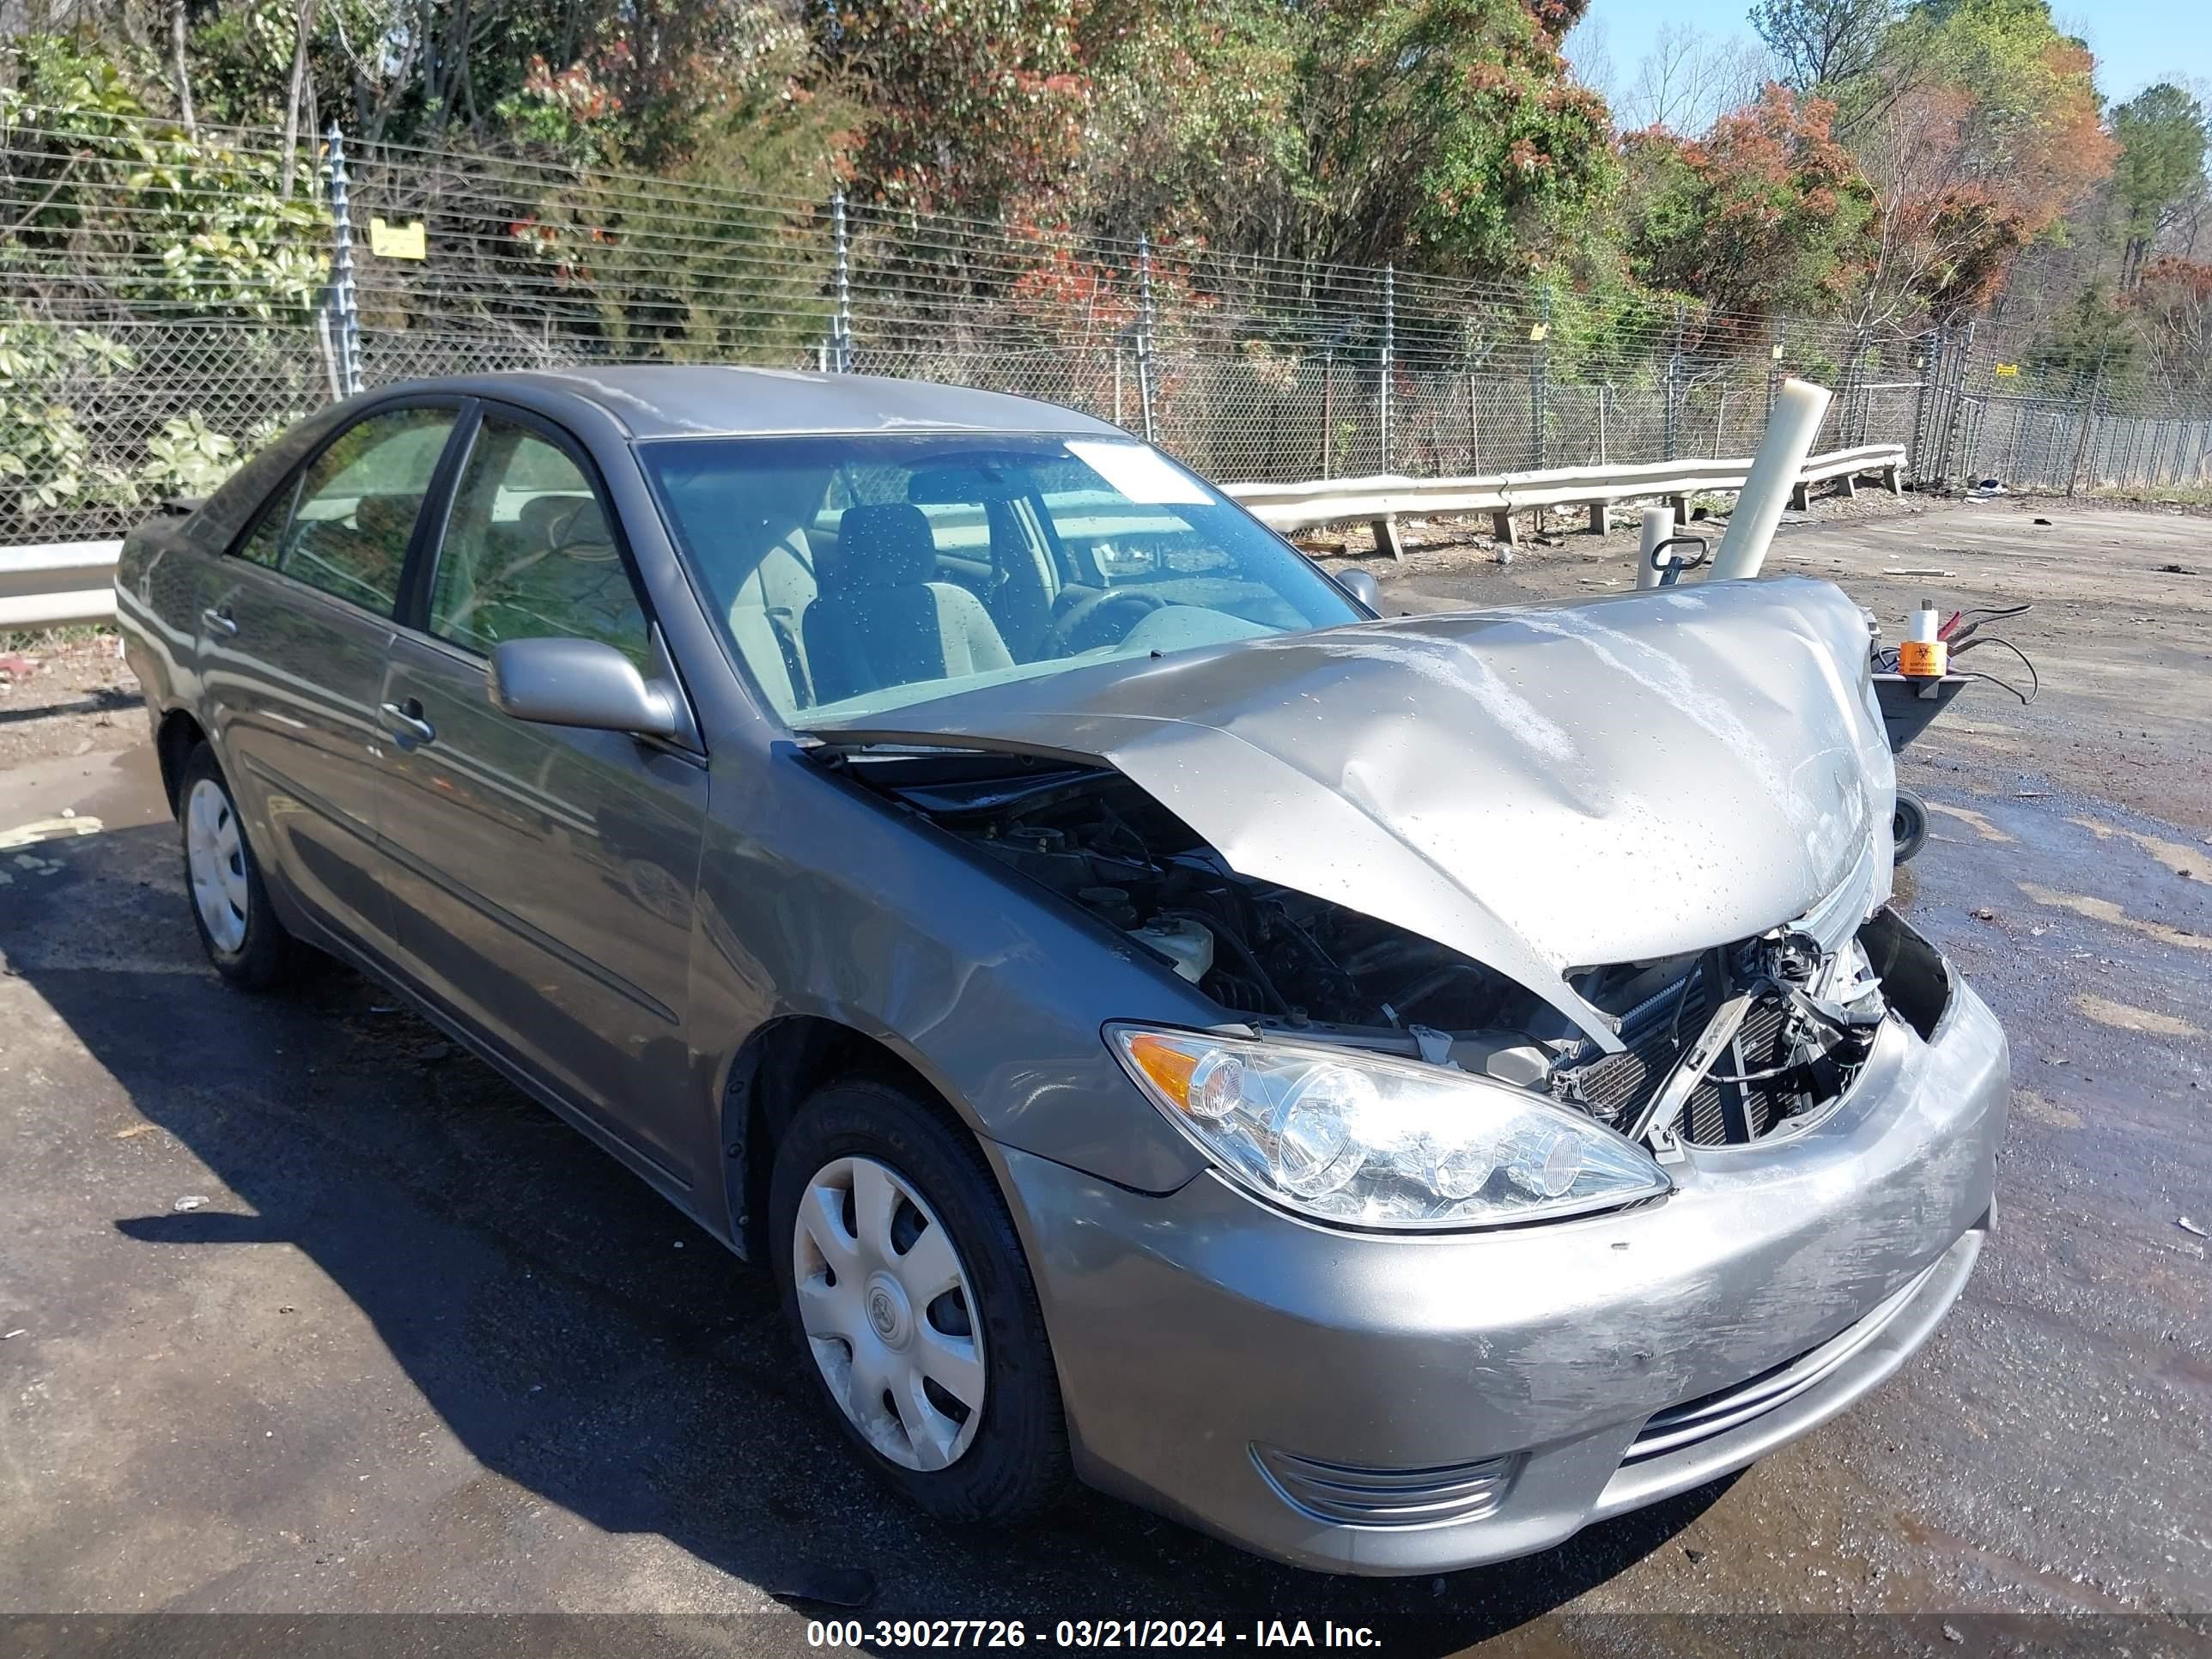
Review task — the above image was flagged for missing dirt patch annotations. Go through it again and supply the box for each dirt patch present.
[1927,802,2014,843]
[2017,882,2211,951]
[2011,1088,2084,1129]
[2068,816,2208,881]
[2072,994,2204,1039]
[0,629,145,774]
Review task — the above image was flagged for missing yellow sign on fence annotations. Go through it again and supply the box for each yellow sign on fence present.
[368,217,428,261]
[1994,362,2021,377]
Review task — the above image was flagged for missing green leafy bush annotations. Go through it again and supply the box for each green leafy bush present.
[0,322,136,528]
[2,33,330,319]
[138,413,244,498]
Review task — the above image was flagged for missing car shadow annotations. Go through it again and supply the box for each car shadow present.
[12,820,1730,1650]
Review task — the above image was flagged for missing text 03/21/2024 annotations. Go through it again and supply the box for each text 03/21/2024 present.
[803,1620,1383,1650]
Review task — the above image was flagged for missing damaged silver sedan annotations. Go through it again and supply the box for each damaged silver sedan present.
[116,367,2008,1576]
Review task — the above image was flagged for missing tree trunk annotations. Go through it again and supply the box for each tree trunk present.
[453,0,480,133]
[303,16,321,148]
[278,0,319,198]
[171,2,198,138]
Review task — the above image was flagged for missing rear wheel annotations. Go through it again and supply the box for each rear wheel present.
[179,743,301,990]
[769,1076,1073,1522]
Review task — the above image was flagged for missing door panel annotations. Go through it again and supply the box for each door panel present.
[200,404,459,953]
[378,638,707,1175]
[376,414,708,1175]
[202,564,397,943]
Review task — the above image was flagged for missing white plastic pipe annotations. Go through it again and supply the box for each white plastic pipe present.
[1711,377,1832,580]
[1635,505,1675,590]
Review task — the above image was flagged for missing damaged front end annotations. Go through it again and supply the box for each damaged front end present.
[1547,923,1894,1155]
[807,575,1919,1177]
[822,743,1919,1165]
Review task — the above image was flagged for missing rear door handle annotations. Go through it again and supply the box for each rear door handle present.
[378,698,435,747]
[200,605,238,636]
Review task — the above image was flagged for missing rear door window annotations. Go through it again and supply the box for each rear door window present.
[276,407,457,613]
[232,477,298,568]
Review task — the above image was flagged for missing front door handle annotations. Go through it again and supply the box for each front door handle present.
[200,605,238,636]
[378,698,435,747]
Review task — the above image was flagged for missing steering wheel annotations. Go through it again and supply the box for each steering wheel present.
[1040,587,1169,656]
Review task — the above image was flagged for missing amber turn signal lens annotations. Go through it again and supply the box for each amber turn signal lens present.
[1125,1030,1199,1109]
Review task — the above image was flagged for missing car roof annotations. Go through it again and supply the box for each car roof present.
[396,364,1130,443]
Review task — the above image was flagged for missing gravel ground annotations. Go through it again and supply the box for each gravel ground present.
[1,498,2208,1657]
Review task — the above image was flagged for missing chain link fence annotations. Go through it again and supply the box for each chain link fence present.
[6,107,2211,544]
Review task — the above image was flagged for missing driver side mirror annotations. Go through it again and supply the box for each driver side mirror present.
[489,637,679,738]
[1334,567,1382,611]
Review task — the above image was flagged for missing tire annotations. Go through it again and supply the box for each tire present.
[769,1075,1073,1523]
[1892,789,1931,864]
[178,742,301,990]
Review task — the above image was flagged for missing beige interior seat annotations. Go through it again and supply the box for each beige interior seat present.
[801,503,1013,706]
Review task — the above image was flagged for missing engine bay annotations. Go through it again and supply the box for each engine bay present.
[827,745,1897,1149]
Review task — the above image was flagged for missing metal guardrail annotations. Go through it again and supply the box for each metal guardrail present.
[0,540,126,631]
[1222,442,1906,556]
[0,442,1905,632]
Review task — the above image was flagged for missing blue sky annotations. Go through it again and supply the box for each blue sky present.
[1565,0,2209,109]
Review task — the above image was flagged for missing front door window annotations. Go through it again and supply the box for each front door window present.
[430,419,653,670]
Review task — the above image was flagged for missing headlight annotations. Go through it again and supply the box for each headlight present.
[1109,1025,1671,1231]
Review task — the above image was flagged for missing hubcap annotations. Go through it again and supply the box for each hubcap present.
[792,1155,986,1471]
[185,778,250,954]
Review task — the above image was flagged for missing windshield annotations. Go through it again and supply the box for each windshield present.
[638,432,1362,723]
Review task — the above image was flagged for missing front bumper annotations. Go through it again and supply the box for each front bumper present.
[994,969,2008,1576]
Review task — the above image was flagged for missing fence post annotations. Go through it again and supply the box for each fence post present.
[830,189,854,373]
[1839,323,1867,446]
[1664,302,1684,463]
[1935,319,1974,490]
[1379,264,1394,473]
[1765,318,1782,425]
[1322,349,1335,477]
[1135,235,1158,445]
[1529,289,1551,469]
[1907,327,1936,483]
[1465,349,1480,472]
[2067,362,2101,496]
[322,122,362,399]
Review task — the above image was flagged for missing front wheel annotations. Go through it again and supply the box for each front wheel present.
[769,1076,1073,1522]
[179,742,301,989]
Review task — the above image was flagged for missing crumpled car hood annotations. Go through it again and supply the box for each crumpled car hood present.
[806,575,1895,1047]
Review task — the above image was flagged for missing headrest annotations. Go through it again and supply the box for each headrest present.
[550,497,615,558]
[831,502,937,590]
[355,494,420,546]
[518,493,580,542]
